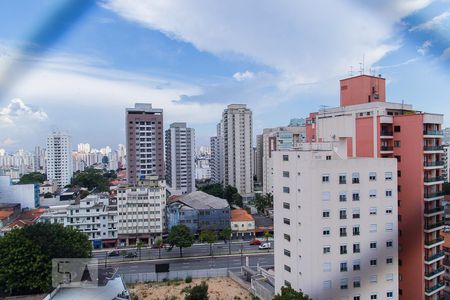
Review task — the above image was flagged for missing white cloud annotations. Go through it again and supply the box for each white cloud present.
[441,46,450,60]
[417,40,432,56]
[103,0,432,83]
[0,138,16,146]
[233,71,254,81]
[0,98,48,126]
[410,10,450,31]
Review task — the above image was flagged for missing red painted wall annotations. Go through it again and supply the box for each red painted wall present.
[340,75,386,107]
[355,117,374,157]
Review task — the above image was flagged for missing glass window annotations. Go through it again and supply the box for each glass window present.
[283,186,290,193]
[323,246,331,254]
[386,240,393,247]
[352,191,360,201]
[339,192,347,202]
[283,202,290,209]
[385,206,393,214]
[284,265,291,272]
[322,192,330,201]
[370,275,377,283]
[284,249,291,257]
[284,233,291,242]
[386,257,393,264]
[323,228,331,236]
[340,262,348,272]
[323,210,330,218]
[353,260,360,271]
[340,227,347,237]
[352,226,360,236]
[323,280,332,289]
[340,245,347,254]
[323,262,331,272]
[370,259,377,266]
[283,155,289,161]
[369,207,377,215]
[283,171,290,178]
[352,172,360,184]
[340,209,347,219]
[369,172,377,181]
[369,190,377,198]
[385,223,393,232]
[385,172,393,180]
[385,190,392,197]
[370,224,377,232]
[283,218,290,225]
[322,174,330,183]
[353,243,360,253]
[339,174,347,184]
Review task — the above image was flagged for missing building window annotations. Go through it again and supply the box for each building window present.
[385,223,393,232]
[340,262,348,272]
[284,233,291,242]
[370,275,377,283]
[394,125,401,132]
[323,228,331,236]
[352,192,360,201]
[326,155,331,160]
[339,192,347,202]
[386,240,393,247]
[369,190,377,198]
[370,224,377,232]
[353,260,360,271]
[323,280,332,289]
[322,192,330,201]
[352,226,360,236]
[369,172,376,181]
[354,296,361,300]
[323,246,331,254]
[284,280,291,288]
[352,172,360,184]
[385,172,393,180]
[385,190,392,197]
[370,295,377,300]
[386,257,393,264]
[340,278,348,289]
[283,202,290,209]
[340,209,347,219]
[283,155,289,161]
[353,243,360,253]
[322,174,330,183]
[352,208,360,219]
[339,175,347,184]
[387,291,393,298]
[369,207,377,215]
[284,265,291,272]
[283,187,290,193]
[323,262,331,272]
[370,242,377,249]
[340,245,347,255]
[353,278,361,288]
[284,249,291,257]
[283,171,290,178]
[385,206,393,214]
[322,210,330,218]
[394,140,401,147]
[340,227,347,237]
[370,259,377,266]
[283,218,290,225]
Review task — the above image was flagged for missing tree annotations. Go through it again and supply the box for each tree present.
[154,238,164,259]
[223,185,238,202]
[198,183,223,198]
[273,286,310,300]
[166,224,194,257]
[185,281,209,300]
[71,168,110,192]
[19,172,46,185]
[0,223,91,296]
[199,229,217,256]
[254,193,273,215]
[43,192,53,198]
[136,241,144,261]
[263,231,272,243]
[231,193,243,208]
[219,227,232,255]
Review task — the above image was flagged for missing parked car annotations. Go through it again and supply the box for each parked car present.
[249,239,262,245]
[108,250,120,257]
[125,252,138,258]
[259,242,271,250]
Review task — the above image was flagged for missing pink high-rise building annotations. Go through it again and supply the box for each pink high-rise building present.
[126,103,164,184]
[305,75,445,299]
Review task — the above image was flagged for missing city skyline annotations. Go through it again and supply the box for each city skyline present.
[1,1,450,151]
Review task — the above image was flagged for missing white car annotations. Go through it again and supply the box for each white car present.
[259,242,271,250]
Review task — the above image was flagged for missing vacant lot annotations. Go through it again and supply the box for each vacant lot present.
[129,277,253,300]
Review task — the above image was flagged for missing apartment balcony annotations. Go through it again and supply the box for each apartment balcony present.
[425,251,445,264]
[424,192,445,201]
[424,146,445,153]
[424,206,444,217]
[424,176,445,186]
[424,130,444,137]
[424,221,445,233]
[380,146,394,153]
[425,281,445,296]
[425,266,445,280]
[380,130,393,138]
[424,161,445,170]
[425,236,445,249]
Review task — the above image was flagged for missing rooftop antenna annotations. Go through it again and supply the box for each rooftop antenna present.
[349,66,354,77]
[359,54,365,75]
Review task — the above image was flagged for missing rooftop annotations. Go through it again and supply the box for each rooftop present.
[231,209,254,222]
[176,191,229,210]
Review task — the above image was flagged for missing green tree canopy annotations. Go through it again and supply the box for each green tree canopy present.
[199,184,243,207]
[219,227,232,255]
[71,168,111,192]
[185,281,209,300]
[167,224,194,257]
[273,287,310,300]
[199,229,217,256]
[198,183,223,198]
[19,172,46,185]
[254,193,273,214]
[0,223,91,296]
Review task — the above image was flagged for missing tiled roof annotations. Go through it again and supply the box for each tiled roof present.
[231,209,254,222]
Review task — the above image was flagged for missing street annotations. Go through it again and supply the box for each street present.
[108,252,274,274]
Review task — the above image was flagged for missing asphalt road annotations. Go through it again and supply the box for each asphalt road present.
[108,253,274,274]
[93,241,273,262]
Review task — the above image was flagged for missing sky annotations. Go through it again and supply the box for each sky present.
[0,0,450,151]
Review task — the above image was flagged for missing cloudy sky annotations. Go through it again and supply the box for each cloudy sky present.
[0,0,450,151]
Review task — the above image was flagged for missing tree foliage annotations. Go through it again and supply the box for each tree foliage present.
[219,227,232,255]
[71,168,115,192]
[273,287,310,300]
[19,172,46,185]
[167,224,194,257]
[0,223,91,296]
[199,229,217,256]
[254,193,273,214]
[199,184,243,207]
[185,281,209,300]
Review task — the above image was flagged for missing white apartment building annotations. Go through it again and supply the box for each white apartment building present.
[443,145,449,182]
[273,143,398,300]
[165,122,195,195]
[40,194,118,249]
[117,176,166,246]
[46,131,73,188]
[210,122,224,185]
[222,104,253,196]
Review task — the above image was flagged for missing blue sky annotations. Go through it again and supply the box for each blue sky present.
[0,0,450,151]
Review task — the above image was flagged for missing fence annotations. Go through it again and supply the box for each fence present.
[122,268,229,284]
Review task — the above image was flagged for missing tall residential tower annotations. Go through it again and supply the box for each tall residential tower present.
[46,131,72,188]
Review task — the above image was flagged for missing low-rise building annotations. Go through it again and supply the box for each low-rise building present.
[231,209,255,239]
[166,191,230,233]
[117,176,166,246]
[0,175,39,208]
[39,181,58,195]
[40,194,118,249]
[0,208,46,236]
[0,203,21,229]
